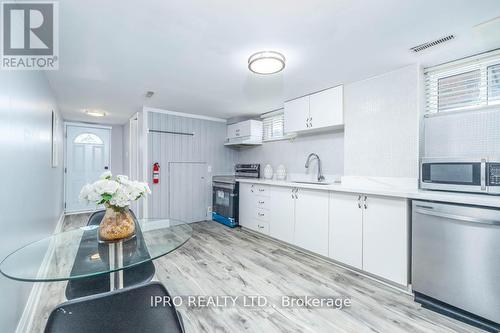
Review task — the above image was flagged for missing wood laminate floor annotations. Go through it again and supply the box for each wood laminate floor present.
[29,217,483,333]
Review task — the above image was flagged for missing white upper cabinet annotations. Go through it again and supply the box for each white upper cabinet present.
[329,192,363,269]
[284,85,343,134]
[269,186,295,243]
[225,120,263,146]
[362,195,408,286]
[294,188,329,256]
[284,96,310,133]
[309,85,343,129]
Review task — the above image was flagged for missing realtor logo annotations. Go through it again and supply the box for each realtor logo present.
[1,1,58,70]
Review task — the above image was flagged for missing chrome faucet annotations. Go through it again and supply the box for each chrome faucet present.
[305,153,325,182]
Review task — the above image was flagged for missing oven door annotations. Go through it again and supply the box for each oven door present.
[421,158,485,193]
[212,182,237,220]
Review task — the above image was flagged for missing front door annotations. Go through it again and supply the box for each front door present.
[65,124,111,213]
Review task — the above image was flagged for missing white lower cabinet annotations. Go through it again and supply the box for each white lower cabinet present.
[238,182,408,286]
[329,192,408,285]
[294,188,329,256]
[362,195,408,285]
[329,192,363,269]
[269,186,295,243]
[238,183,254,229]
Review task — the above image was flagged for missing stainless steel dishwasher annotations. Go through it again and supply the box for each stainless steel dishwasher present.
[412,200,500,331]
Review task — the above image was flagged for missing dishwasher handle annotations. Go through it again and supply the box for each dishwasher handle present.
[415,208,500,226]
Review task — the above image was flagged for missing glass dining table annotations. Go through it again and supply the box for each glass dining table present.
[0,218,192,290]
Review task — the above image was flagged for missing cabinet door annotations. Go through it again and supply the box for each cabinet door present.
[238,183,255,229]
[236,120,251,137]
[284,96,309,133]
[294,188,329,256]
[269,186,295,243]
[362,195,408,285]
[226,123,237,139]
[309,85,343,129]
[329,192,363,269]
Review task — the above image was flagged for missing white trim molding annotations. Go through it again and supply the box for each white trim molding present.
[143,106,227,123]
[15,212,65,333]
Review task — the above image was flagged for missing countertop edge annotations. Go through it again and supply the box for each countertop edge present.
[235,178,500,208]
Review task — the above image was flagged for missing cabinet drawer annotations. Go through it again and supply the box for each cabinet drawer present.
[255,208,270,222]
[255,220,269,234]
[254,185,269,196]
[254,196,270,210]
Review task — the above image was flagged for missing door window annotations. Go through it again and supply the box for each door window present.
[74,133,103,145]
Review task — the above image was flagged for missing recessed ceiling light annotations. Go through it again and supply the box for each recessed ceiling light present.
[84,109,106,117]
[248,51,286,75]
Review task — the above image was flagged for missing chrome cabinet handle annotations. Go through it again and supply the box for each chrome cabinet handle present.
[363,196,367,209]
[357,195,361,209]
[259,200,265,204]
[258,212,265,216]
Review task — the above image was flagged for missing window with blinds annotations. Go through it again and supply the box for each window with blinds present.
[489,63,500,104]
[262,110,285,141]
[425,50,500,113]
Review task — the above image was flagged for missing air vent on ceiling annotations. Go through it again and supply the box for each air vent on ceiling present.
[410,35,455,53]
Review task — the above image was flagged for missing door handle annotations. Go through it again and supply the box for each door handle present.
[104,166,109,170]
[415,208,500,226]
[481,158,486,191]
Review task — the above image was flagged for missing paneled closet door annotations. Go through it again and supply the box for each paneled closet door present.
[169,162,207,223]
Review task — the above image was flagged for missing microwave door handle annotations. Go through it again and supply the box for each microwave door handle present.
[481,158,486,191]
[415,208,500,226]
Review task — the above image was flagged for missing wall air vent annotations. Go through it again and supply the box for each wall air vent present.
[410,35,455,53]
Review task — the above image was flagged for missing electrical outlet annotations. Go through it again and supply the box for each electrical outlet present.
[207,165,212,173]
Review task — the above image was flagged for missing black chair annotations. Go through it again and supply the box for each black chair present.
[46,282,185,333]
[65,210,156,300]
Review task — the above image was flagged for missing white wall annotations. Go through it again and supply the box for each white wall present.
[238,131,344,177]
[147,112,238,219]
[0,71,64,333]
[343,64,421,178]
[111,125,124,175]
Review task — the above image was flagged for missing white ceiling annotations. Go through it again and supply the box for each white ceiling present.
[47,0,500,124]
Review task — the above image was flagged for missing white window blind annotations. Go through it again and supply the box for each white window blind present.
[489,63,500,104]
[261,110,285,141]
[425,50,500,114]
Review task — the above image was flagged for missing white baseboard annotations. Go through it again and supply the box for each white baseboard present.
[15,211,65,333]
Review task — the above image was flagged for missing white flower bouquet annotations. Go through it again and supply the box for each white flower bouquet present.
[79,171,151,209]
[79,171,151,241]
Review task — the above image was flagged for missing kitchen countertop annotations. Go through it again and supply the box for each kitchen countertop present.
[236,178,500,208]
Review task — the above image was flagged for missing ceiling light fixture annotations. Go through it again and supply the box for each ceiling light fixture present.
[248,51,286,75]
[84,109,106,117]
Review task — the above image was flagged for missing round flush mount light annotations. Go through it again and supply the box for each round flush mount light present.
[84,109,106,117]
[248,51,286,75]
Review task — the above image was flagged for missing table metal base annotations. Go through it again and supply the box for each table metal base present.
[108,241,124,290]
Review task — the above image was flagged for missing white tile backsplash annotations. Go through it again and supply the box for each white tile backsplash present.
[424,108,500,158]
[238,130,344,176]
[344,64,421,178]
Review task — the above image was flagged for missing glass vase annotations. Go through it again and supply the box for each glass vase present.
[98,205,136,242]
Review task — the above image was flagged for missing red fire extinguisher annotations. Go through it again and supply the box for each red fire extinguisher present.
[153,163,160,184]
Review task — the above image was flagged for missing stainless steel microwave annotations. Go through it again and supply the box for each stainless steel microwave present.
[420,157,500,195]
